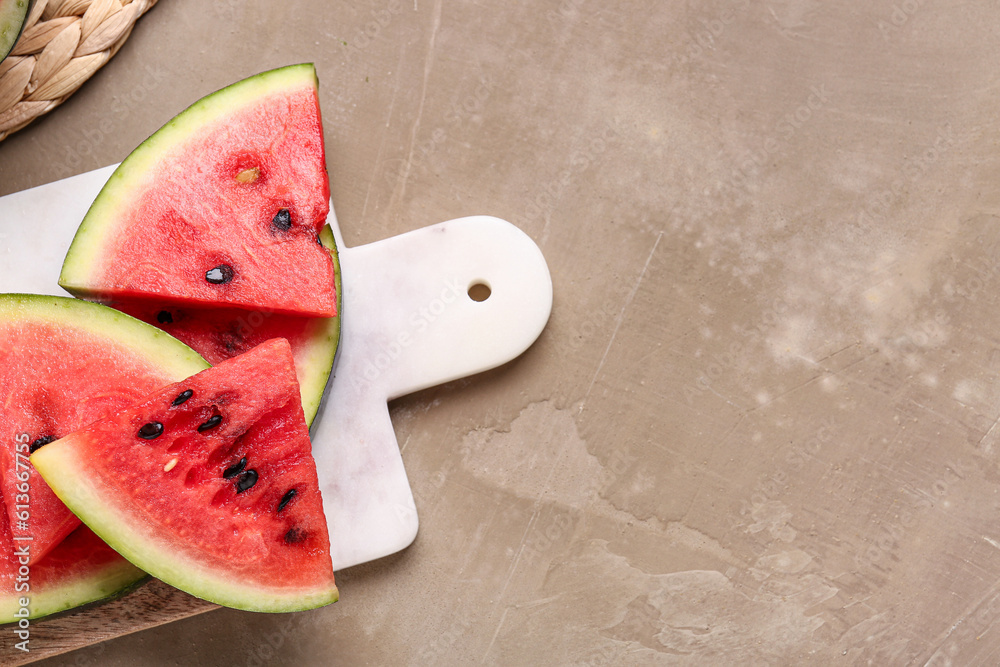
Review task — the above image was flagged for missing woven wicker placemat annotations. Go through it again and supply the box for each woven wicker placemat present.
[0,0,159,142]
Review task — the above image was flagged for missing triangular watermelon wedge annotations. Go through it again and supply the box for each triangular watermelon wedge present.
[59,63,337,318]
[0,294,209,565]
[31,338,338,612]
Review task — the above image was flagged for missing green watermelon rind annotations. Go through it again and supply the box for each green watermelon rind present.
[0,294,210,383]
[0,0,31,63]
[58,63,321,295]
[301,224,342,427]
[0,558,147,624]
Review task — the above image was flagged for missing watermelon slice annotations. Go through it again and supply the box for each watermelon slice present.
[105,225,344,426]
[0,517,145,623]
[32,338,339,612]
[59,63,337,318]
[0,0,31,63]
[0,294,209,565]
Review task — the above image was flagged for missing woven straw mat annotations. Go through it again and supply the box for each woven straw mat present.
[0,0,159,142]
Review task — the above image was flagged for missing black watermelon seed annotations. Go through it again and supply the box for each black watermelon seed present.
[29,435,56,453]
[220,335,240,355]
[277,488,297,513]
[284,527,306,544]
[271,208,292,232]
[205,264,234,285]
[172,389,193,406]
[138,422,164,440]
[156,310,173,324]
[235,469,258,493]
[223,457,247,479]
[197,415,223,432]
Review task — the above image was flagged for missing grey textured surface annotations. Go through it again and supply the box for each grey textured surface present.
[3,0,1000,664]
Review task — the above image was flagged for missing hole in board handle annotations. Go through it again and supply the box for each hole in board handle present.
[468,281,491,302]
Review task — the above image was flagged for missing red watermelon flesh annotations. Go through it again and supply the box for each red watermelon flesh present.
[0,298,209,565]
[101,223,344,428]
[0,444,77,566]
[31,338,338,612]
[0,500,145,622]
[59,64,336,318]
[108,301,336,427]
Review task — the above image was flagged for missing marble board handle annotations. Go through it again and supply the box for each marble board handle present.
[313,214,553,570]
[338,215,554,402]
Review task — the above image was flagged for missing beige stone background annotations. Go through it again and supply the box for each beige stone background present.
[3,0,1000,664]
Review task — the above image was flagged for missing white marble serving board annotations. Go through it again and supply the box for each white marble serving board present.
[0,166,553,570]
